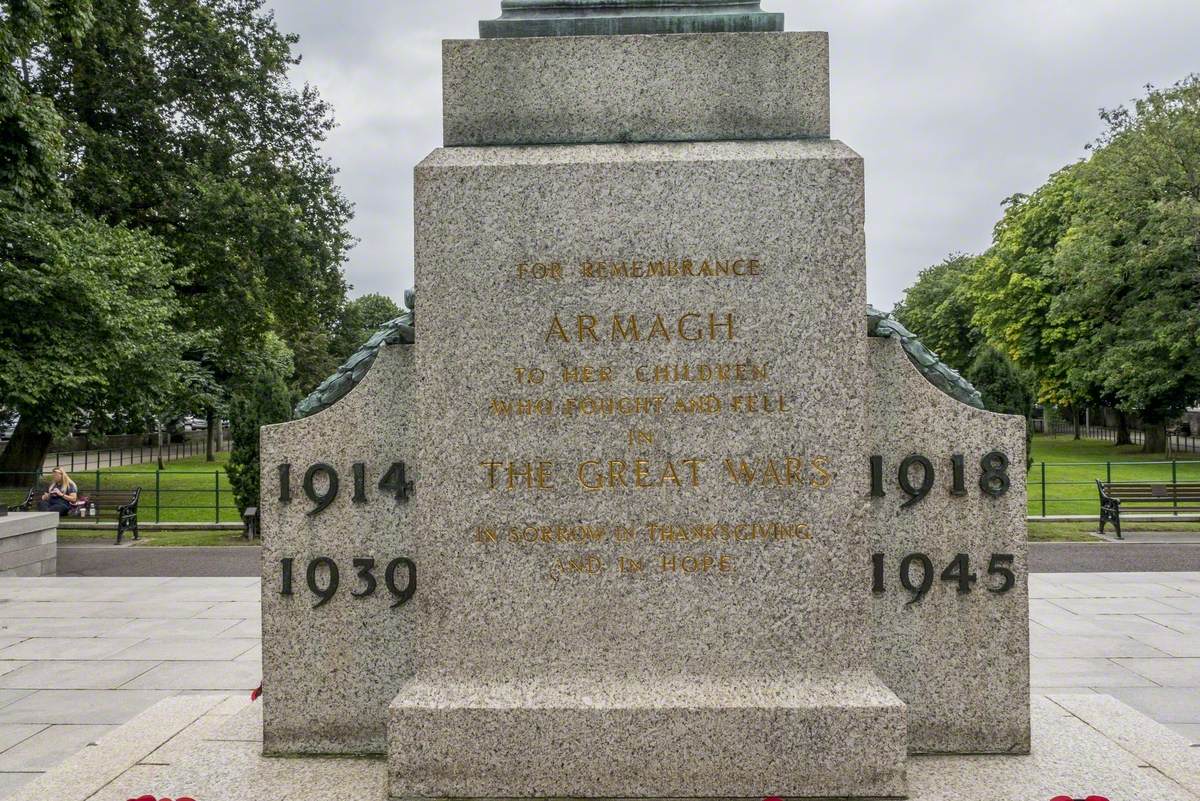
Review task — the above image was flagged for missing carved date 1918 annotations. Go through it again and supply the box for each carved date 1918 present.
[280,556,416,609]
[870,451,1011,508]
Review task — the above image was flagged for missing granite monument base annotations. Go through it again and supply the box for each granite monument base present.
[387,673,907,799]
[399,135,908,797]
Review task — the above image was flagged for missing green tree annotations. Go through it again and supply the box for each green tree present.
[892,254,983,373]
[0,0,93,207]
[965,346,1035,418]
[965,345,1035,467]
[329,293,404,364]
[0,211,186,481]
[31,0,354,457]
[1051,77,1200,452]
[0,0,193,479]
[968,164,1096,416]
[225,333,294,513]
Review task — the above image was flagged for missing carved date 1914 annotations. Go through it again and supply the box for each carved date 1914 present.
[277,461,414,515]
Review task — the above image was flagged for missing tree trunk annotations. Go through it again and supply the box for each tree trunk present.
[1072,407,1081,440]
[1116,411,1132,446]
[205,408,216,462]
[1143,423,1167,454]
[0,418,53,488]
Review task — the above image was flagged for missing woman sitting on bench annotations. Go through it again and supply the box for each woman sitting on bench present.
[38,468,78,515]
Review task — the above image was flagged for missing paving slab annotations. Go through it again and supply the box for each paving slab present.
[122,661,261,691]
[1104,687,1200,724]
[0,772,38,797]
[104,618,242,639]
[0,726,44,753]
[1116,656,1200,686]
[0,690,172,725]
[1033,611,1179,636]
[1145,613,1200,633]
[1167,723,1200,745]
[2,693,225,801]
[1031,633,1171,658]
[1161,597,1200,613]
[107,638,259,661]
[1128,630,1200,657]
[0,725,113,771]
[0,638,143,661]
[193,602,259,619]
[0,602,213,619]
[1031,657,1158,688]
[0,661,156,690]
[215,619,260,638]
[1050,693,1200,794]
[0,618,131,637]
[1051,596,1189,615]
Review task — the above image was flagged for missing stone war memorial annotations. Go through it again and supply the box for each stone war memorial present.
[18,3,1195,801]
[261,0,1030,797]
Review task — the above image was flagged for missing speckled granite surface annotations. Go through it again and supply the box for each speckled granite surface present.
[443,32,829,146]
[392,136,906,797]
[868,336,1029,754]
[259,344,416,755]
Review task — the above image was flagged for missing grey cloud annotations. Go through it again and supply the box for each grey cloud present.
[269,0,1200,309]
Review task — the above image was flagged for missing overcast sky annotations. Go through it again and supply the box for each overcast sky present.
[267,0,1200,311]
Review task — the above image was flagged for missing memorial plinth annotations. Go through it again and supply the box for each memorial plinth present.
[389,137,908,797]
[257,4,1030,799]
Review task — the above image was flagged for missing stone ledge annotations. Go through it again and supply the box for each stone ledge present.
[0,512,58,539]
[28,695,1200,801]
[387,674,908,799]
[443,32,829,146]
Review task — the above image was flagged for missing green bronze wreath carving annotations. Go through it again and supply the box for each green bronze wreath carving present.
[867,305,984,410]
[294,289,415,418]
[295,294,982,418]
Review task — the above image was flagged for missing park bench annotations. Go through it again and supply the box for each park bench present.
[19,486,141,544]
[1096,480,1200,539]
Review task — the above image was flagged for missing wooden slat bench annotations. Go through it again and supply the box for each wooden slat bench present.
[19,487,141,544]
[1096,480,1200,539]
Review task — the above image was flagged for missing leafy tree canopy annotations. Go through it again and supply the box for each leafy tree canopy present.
[330,293,404,363]
[1051,77,1200,429]
[966,164,1096,407]
[892,253,983,373]
[0,208,188,477]
[31,0,355,394]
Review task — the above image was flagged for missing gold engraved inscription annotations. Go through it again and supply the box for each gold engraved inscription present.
[579,258,762,279]
[476,457,832,492]
[546,312,736,344]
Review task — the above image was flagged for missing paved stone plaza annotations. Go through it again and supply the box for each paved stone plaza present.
[0,571,1193,796]
[0,577,260,797]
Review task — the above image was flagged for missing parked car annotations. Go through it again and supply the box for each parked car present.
[181,415,208,431]
[0,415,17,440]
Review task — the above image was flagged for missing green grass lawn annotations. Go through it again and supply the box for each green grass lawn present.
[57,527,253,547]
[1027,433,1200,517]
[2,453,239,525]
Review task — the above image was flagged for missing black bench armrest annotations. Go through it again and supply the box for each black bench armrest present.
[17,488,36,512]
